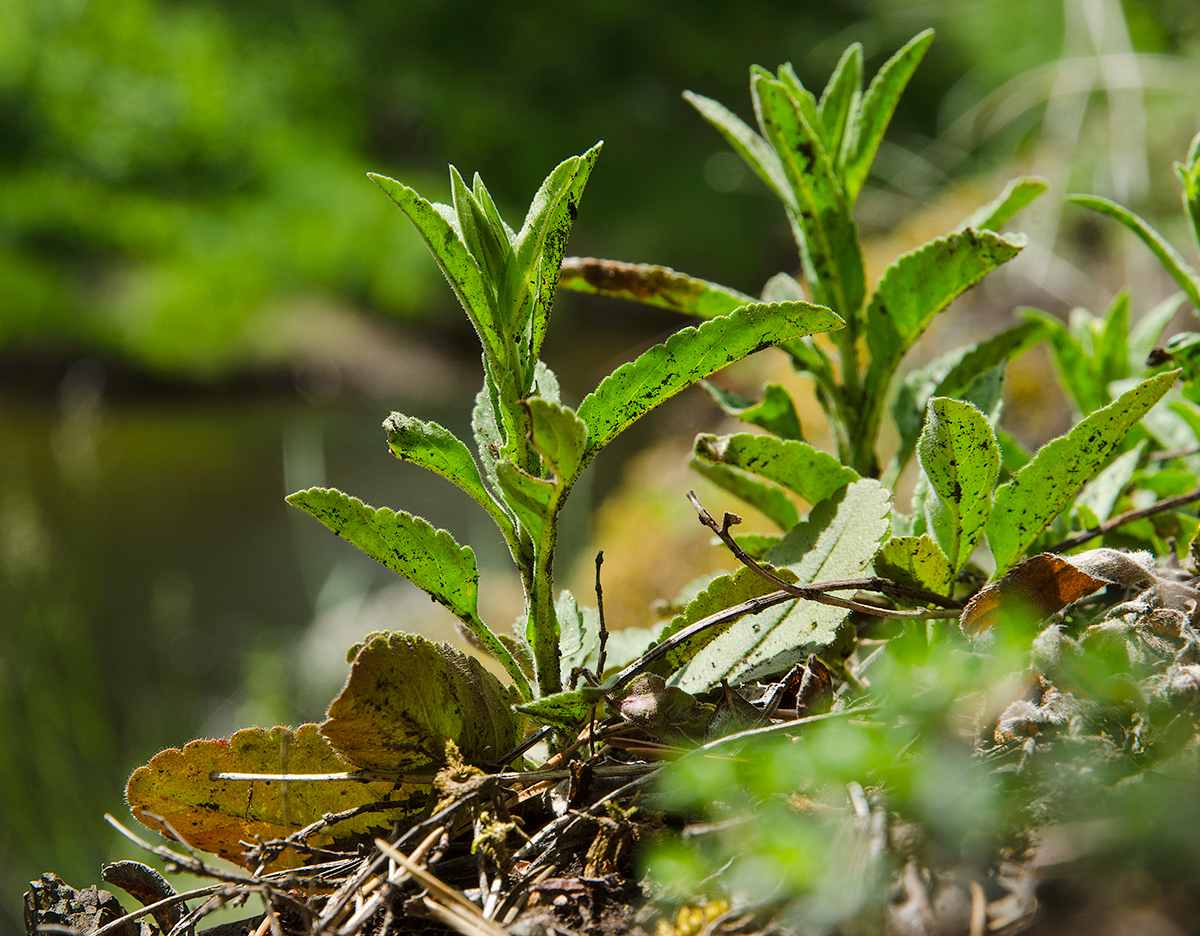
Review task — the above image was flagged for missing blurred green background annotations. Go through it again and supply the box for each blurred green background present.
[3,0,1200,930]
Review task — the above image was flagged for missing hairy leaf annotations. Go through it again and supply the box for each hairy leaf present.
[558,257,755,319]
[385,412,514,543]
[955,176,1048,233]
[866,230,1025,371]
[918,398,999,573]
[817,42,863,167]
[986,370,1179,574]
[524,397,588,486]
[684,90,790,203]
[754,75,865,317]
[689,457,801,531]
[514,689,594,729]
[369,173,500,359]
[843,30,934,204]
[322,634,521,772]
[702,381,804,440]
[875,535,953,595]
[513,143,602,366]
[577,301,843,464]
[674,480,890,692]
[126,725,415,870]
[286,487,530,698]
[694,433,859,506]
[556,590,601,684]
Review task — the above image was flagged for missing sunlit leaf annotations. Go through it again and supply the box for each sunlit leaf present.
[683,90,790,203]
[577,301,843,464]
[955,176,1048,233]
[285,487,530,698]
[986,371,1179,574]
[875,534,953,596]
[918,398,999,573]
[689,456,800,531]
[694,432,860,506]
[702,381,804,440]
[126,725,416,870]
[321,633,522,772]
[817,42,863,167]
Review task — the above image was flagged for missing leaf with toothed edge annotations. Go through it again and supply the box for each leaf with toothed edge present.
[577,301,843,466]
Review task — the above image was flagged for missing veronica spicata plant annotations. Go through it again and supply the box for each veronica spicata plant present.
[286,145,843,701]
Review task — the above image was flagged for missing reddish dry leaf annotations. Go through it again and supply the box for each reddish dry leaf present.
[126,724,423,870]
[961,548,1156,635]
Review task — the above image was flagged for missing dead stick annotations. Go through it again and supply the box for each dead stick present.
[1047,486,1200,554]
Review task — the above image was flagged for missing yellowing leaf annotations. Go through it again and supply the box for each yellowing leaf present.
[126,724,417,870]
[321,633,522,773]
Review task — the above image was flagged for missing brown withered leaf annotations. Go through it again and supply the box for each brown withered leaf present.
[961,548,1156,635]
[126,724,420,870]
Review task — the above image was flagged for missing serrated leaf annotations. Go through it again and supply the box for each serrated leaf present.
[843,30,934,204]
[369,173,501,359]
[688,457,800,531]
[918,398,999,573]
[577,301,843,465]
[385,412,515,543]
[866,230,1025,371]
[286,487,530,698]
[754,75,865,317]
[126,725,416,870]
[875,535,953,595]
[495,461,555,543]
[702,380,804,440]
[817,43,863,167]
[673,480,890,692]
[321,634,521,772]
[693,433,859,505]
[558,257,756,319]
[1070,193,1200,313]
[986,370,1179,574]
[955,176,1048,233]
[513,143,602,364]
[684,89,790,202]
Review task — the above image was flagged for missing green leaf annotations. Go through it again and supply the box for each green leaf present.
[955,176,1048,233]
[495,462,556,543]
[843,29,934,204]
[917,398,1000,573]
[875,535,953,596]
[693,433,859,505]
[577,301,843,465]
[513,143,603,365]
[1021,307,1097,414]
[558,257,756,319]
[450,165,509,287]
[986,370,1180,574]
[1096,291,1132,387]
[556,590,601,685]
[649,566,791,681]
[673,480,891,692]
[322,633,522,772]
[524,397,588,487]
[369,173,501,360]
[889,320,1046,481]
[286,487,531,698]
[385,412,515,544]
[866,230,1026,370]
[688,456,800,531]
[1176,130,1200,253]
[684,90,790,202]
[702,380,804,440]
[1075,443,1143,525]
[514,689,594,729]
[754,75,865,317]
[817,42,863,167]
[126,725,417,871]
[1129,293,1187,366]
[1069,193,1200,313]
